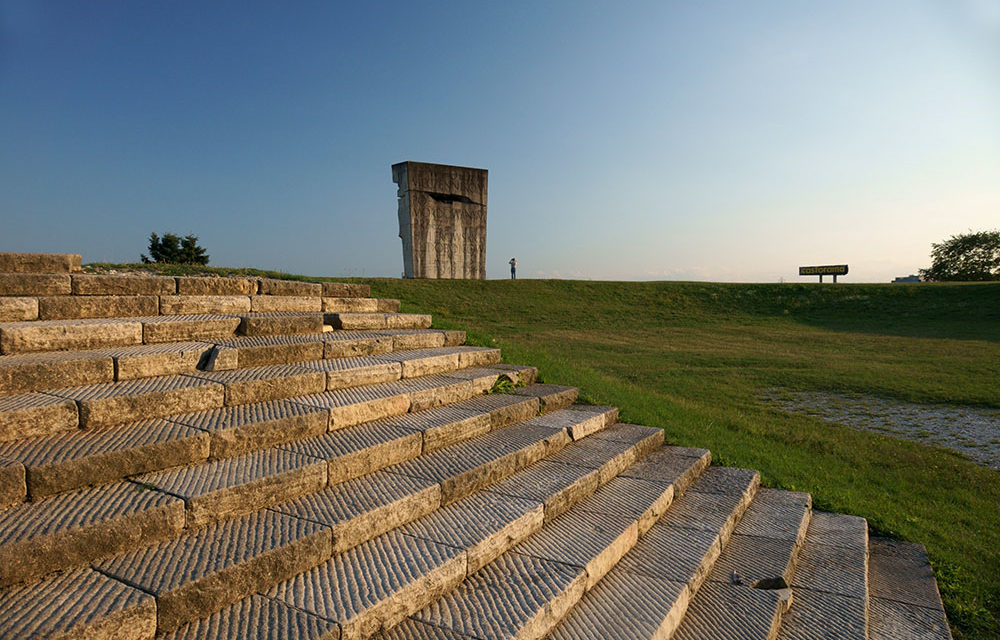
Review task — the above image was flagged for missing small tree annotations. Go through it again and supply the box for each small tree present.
[141,232,210,265]
[919,230,1000,282]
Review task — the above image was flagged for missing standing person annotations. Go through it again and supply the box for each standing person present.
[509,257,517,280]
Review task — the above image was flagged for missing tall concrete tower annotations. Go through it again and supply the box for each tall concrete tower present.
[392,161,487,279]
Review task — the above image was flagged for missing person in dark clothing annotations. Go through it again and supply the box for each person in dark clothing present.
[509,257,517,280]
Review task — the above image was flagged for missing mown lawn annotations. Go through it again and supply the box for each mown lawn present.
[91,265,1000,638]
[355,278,1000,640]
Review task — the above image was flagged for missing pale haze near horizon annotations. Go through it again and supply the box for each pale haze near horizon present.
[1,1,997,283]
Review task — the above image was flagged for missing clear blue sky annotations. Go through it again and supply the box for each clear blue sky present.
[2,1,998,281]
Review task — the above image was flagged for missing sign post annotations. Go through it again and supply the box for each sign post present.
[799,264,848,283]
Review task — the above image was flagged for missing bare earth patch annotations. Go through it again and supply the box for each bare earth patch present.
[764,389,1000,470]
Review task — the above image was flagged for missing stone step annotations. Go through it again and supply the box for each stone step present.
[544,466,761,640]
[0,311,429,355]
[866,538,953,640]
[0,481,185,588]
[774,511,870,640]
[0,252,81,274]
[0,329,462,396]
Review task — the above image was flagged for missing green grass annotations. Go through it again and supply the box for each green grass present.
[88,265,1000,638]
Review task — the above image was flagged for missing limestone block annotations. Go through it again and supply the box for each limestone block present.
[136,449,328,528]
[670,582,789,640]
[159,295,251,315]
[620,446,712,496]
[0,392,79,441]
[251,295,322,313]
[376,349,461,378]
[1,418,211,499]
[441,330,466,346]
[527,408,611,441]
[292,385,412,431]
[72,274,176,295]
[0,296,38,321]
[204,345,239,371]
[0,568,157,640]
[457,393,541,430]
[456,346,501,368]
[142,315,242,343]
[513,383,579,413]
[0,351,114,396]
[175,276,258,295]
[0,482,186,587]
[492,363,539,386]
[327,312,388,330]
[574,475,674,536]
[239,313,324,336]
[0,273,72,295]
[323,334,394,359]
[387,313,433,329]
[297,357,402,391]
[168,399,329,459]
[387,331,445,351]
[109,342,212,379]
[488,459,602,523]
[379,404,491,453]
[96,510,331,634]
[0,457,25,508]
[186,364,325,406]
[402,375,493,413]
[259,278,322,297]
[321,282,370,298]
[161,595,340,640]
[0,252,81,274]
[49,375,225,429]
[281,420,422,485]
[215,334,325,368]
[38,295,159,320]
[377,298,401,313]
[322,297,379,313]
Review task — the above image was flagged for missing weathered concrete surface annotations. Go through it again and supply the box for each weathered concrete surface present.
[0,296,38,322]
[72,274,176,295]
[0,252,81,273]
[393,161,487,279]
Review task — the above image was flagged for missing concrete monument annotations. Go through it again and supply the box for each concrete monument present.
[392,161,487,279]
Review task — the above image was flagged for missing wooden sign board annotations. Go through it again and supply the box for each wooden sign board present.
[799,265,848,276]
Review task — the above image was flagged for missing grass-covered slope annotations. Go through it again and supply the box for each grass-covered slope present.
[356,278,999,640]
[89,265,999,638]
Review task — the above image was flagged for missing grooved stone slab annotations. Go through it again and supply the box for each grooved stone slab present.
[453,346,501,368]
[321,282,370,298]
[687,466,760,510]
[546,435,645,484]
[323,297,379,313]
[709,534,803,590]
[454,392,540,429]
[376,404,491,452]
[1,318,143,354]
[160,296,251,315]
[161,595,340,640]
[391,422,571,504]
[176,277,257,296]
[487,459,602,522]
[657,487,749,541]
[574,475,674,535]
[0,392,78,441]
[324,332,395,358]
[373,329,443,351]
[71,274,176,295]
[400,491,543,573]
[802,510,868,551]
[251,295,322,313]
[776,588,866,640]
[411,552,586,640]
[565,403,618,426]
[273,469,440,553]
[374,349,461,378]
[617,518,726,592]
[328,313,432,331]
[792,527,868,600]
[239,312,325,336]
[259,278,322,296]
[671,582,788,640]
[142,315,241,343]
[0,296,38,322]
[96,509,332,633]
[169,399,328,459]
[0,252,80,274]
[0,456,25,508]
[266,530,467,640]
[515,507,639,590]
[136,448,327,527]
[0,273,71,295]
[619,445,711,496]
[525,407,611,441]
[105,341,214,380]
[0,568,155,640]
[732,488,812,544]
[292,384,412,430]
[49,375,225,428]
[0,482,185,587]
[300,357,402,390]
[868,538,945,610]
[0,418,210,499]
[869,596,951,640]
[281,420,421,485]
[186,364,325,405]
[398,374,494,412]
[548,569,690,640]
[512,383,578,411]
[590,422,665,453]
[215,333,326,367]
[38,295,159,320]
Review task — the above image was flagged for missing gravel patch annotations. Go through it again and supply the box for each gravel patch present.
[763,389,1000,470]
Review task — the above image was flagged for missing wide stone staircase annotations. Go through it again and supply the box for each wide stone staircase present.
[0,252,952,639]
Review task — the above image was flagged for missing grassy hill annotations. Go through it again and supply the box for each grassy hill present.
[90,265,1000,638]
